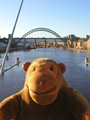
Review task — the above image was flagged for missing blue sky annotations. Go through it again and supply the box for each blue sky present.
[0,0,90,38]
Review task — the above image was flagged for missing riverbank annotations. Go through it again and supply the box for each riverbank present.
[0,46,36,53]
[67,48,90,54]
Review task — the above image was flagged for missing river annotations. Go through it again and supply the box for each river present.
[0,48,90,103]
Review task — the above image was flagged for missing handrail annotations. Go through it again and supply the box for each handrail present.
[0,0,24,75]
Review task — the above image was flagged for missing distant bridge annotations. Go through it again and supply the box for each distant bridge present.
[19,27,68,47]
[0,27,69,47]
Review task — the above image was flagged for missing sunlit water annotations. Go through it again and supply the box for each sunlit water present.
[0,48,90,103]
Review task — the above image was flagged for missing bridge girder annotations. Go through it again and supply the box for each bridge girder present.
[21,27,61,38]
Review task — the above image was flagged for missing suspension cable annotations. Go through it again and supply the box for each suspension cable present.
[0,0,24,75]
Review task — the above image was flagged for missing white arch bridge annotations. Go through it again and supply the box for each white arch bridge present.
[13,27,68,47]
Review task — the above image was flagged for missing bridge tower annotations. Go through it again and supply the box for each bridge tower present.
[53,39,57,47]
[44,39,47,48]
[34,39,36,46]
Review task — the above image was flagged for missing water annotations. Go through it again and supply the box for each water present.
[0,48,90,103]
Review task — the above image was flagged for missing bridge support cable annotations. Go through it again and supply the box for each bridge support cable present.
[0,0,24,75]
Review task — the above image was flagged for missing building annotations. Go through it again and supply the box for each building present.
[0,42,7,49]
[0,42,7,53]
[86,38,90,49]
[77,38,85,49]
[68,34,76,40]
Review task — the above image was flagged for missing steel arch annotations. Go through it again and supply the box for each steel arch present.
[21,27,61,38]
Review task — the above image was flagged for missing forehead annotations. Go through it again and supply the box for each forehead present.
[30,59,58,68]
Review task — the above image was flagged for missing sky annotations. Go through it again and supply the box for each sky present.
[0,0,90,38]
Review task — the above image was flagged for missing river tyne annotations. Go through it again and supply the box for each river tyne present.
[0,48,90,103]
